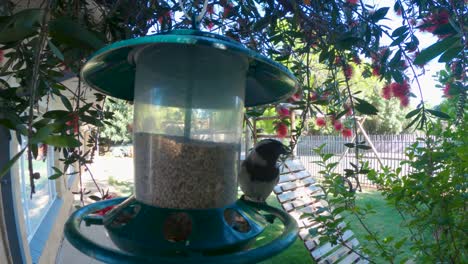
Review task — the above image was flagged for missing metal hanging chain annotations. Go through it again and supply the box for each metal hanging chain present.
[179,0,208,27]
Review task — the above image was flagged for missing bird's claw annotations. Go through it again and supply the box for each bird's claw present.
[263,213,276,224]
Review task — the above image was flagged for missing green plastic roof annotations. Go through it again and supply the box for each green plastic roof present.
[81,29,298,107]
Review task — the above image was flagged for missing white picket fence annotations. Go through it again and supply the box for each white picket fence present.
[296,134,419,188]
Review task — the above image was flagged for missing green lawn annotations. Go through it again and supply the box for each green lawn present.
[342,190,412,263]
[258,190,411,264]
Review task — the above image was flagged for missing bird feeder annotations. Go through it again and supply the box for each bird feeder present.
[65,29,298,264]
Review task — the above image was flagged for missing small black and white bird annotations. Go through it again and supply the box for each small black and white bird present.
[239,139,290,203]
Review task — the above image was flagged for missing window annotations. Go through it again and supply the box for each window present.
[18,142,57,241]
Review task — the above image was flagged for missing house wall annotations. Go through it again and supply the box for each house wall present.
[0,188,13,264]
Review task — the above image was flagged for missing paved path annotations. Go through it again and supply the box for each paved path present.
[57,156,133,264]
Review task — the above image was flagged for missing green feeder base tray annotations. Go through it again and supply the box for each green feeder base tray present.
[65,197,297,264]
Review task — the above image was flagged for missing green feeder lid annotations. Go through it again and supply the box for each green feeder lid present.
[81,29,298,107]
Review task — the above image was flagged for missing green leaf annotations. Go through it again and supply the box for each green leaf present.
[370,7,389,22]
[390,33,408,46]
[389,50,402,66]
[48,166,63,180]
[405,108,422,119]
[405,114,421,129]
[413,36,459,65]
[438,45,463,63]
[391,70,404,83]
[31,125,52,144]
[344,143,355,148]
[308,228,318,236]
[47,39,64,61]
[0,9,44,43]
[336,36,360,50]
[395,237,407,249]
[43,135,81,148]
[49,17,104,50]
[432,24,457,36]
[356,144,372,150]
[426,109,450,119]
[88,195,102,201]
[354,98,379,115]
[391,26,408,37]
[43,110,70,119]
[0,147,26,178]
[60,95,73,111]
[80,115,103,127]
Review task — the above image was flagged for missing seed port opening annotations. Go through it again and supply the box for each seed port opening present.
[224,209,251,233]
[163,212,193,243]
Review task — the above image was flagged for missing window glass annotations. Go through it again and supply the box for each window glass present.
[18,142,57,241]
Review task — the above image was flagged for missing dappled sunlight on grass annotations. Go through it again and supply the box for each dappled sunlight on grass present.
[107,176,133,196]
[342,189,412,263]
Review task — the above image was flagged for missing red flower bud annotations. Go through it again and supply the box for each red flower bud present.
[276,105,290,117]
[276,123,288,138]
[342,128,353,138]
[333,121,343,131]
[315,117,326,127]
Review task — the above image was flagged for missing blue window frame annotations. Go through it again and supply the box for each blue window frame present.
[18,142,57,242]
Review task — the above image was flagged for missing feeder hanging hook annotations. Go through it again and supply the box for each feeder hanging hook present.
[179,0,209,29]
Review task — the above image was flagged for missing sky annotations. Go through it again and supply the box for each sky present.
[372,0,445,106]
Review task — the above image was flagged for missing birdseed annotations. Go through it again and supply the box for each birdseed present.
[134,133,239,209]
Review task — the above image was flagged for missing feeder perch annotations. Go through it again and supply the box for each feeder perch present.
[65,29,298,264]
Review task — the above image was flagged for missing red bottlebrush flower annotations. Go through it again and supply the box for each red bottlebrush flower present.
[0,49,4,64]
[391,81,410,99]
[401,60,408,69]
[223,3,233,18]
[276,105,290,117]
[370,51,379,63]
[276,123,288,138]
[443,83,452,98]
[207,22,214,30]
[66,113,79,134]
[372,65,380,76]
[157,11,172,24]
[399,96,410,107]
[348,20,359,28]
[309,92,319,101]
[343,65,353,80]
[419,9,450,33]
[346,0,358,5]
[315,117,326,127]
[207,4,214,15]
[289,92,302,102]
[344,104,353,116]
[379,46,389,57]
[352,56,361,65]
[321,91,330,100]
[396,8,402,16]
[382,84,392,100]
[333,121,343,131]
[334,56,342,65]
[342,128,353,138]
